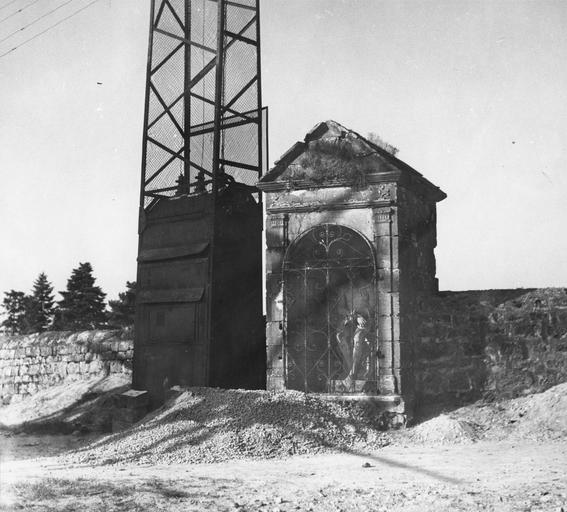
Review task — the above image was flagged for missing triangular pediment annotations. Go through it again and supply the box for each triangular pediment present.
[258,120,446,203]
[260,120,404,185]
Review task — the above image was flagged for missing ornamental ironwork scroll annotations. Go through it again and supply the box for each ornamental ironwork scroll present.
[283,224,377,394]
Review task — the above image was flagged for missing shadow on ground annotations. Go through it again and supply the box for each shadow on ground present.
[0,376,129,435]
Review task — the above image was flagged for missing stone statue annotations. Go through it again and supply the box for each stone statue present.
[336,310,370,383]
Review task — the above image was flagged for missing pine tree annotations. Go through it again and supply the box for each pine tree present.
[26,272,55,332]
[108,281,136,328]
[1,290,28,334]
[53,262,107,330]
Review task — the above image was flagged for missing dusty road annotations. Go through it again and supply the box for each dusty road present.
[1,434,566,511]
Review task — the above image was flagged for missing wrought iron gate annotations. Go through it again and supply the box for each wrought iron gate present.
[283,224,377,394]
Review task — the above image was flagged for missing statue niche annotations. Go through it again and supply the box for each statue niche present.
[283,224,377,394]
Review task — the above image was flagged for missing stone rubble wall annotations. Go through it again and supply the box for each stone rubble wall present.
[0,330,133,405]
[415,288,567,407]
[3,289,567,410]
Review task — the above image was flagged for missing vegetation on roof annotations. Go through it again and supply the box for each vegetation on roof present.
[287,138,386,186]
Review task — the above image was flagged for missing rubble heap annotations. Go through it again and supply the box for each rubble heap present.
[68,388,393,465]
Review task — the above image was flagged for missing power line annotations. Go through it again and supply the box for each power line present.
[0,0,42,26]
[0,0,80,45]
[0,0,20,14]
[0,0,101,59]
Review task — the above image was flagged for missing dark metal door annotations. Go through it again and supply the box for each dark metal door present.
[283,224,376,394]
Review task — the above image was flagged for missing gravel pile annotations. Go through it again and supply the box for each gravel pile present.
[405,415,479,445]
[66,383,567,465]
[7,379,567,466]
[454,382,567,442]
[405,382,567,445]
[66,388,392,465]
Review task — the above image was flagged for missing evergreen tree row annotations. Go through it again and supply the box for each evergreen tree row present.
[0,263,136,334]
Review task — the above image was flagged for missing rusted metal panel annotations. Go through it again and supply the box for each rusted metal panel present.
[138,242,209,262]
[139,258,208,291]
[208,187,265,391]
[138,287,205,303]
[133,189,265,405]
[134,344,207,404]
[133,195,214,403]
[139,302,204,345]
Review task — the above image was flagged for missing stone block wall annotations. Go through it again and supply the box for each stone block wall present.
[0,330,133,405]
[397,186,438,296]
[414,288,567,408]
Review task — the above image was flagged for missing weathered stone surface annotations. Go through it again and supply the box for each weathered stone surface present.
[266,346,283,370]
[265,273,283,322]
[89,360,105,374]
[378,373,396,394]
[116,389,149,409]
[266,215,286,249]
[265,321,283,346]
[39,347,51,357]
[77,332,90,343]
[266,373,285,391]
[265,248,285,272]
[414,288,567,408]
[109,361,123,373]
[0,330,133,404]
[93,330,114,343]
[58,345,70,356]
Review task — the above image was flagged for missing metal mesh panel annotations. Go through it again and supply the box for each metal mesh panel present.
[140,0,263,209]
[217,0,261,191]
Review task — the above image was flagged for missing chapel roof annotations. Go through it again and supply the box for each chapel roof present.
[258,120,446,202]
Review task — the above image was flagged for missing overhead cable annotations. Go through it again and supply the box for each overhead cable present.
[0,0,101,59]
[0,0,79,45]
[0,0,20,14]
[0,0,43,26]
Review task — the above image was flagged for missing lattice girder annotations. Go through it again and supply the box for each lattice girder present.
[140,0,263,209]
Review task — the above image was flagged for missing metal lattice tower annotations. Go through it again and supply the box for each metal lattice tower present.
[140,0,264,209]
[133,0,266,403]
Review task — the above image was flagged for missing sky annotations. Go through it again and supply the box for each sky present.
[0,0,566,304]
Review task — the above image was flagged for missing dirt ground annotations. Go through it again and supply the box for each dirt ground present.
[2,380,567,511]
[1,433,566,512]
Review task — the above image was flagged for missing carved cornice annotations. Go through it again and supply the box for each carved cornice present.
[373,207,393,223]
[258,168,446,204]
[265,183,397,214]
[257,170,403,193]
[267,199,393,214]
[269,214,286,227]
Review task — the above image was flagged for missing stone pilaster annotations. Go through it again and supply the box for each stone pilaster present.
[265,213,288,391]
[373,205,401,395]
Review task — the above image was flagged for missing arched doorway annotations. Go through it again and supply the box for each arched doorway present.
[283,224,377,394]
